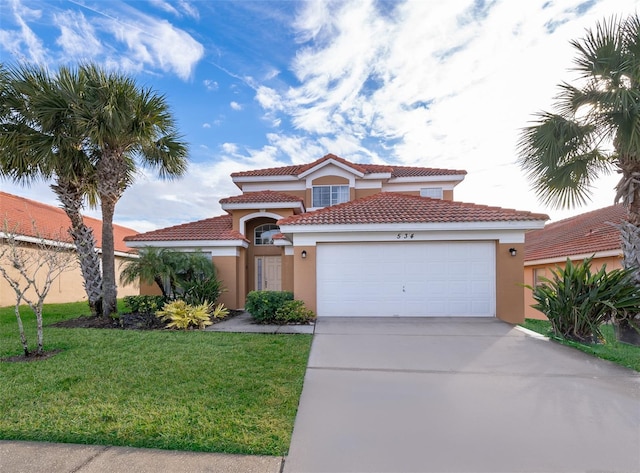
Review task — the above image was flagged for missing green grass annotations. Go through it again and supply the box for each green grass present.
[521,319,640,372]
[0,301,312,455]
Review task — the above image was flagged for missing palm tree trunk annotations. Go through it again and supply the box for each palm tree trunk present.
[615,158,640,284]
[97,152,128,317]
[100,197,118,317]
[51,181,104,316]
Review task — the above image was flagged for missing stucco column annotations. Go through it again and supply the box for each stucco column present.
[293,246,317,314]
[495,242,525,324]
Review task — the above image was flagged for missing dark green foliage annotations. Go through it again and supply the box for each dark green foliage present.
[274,300,316,325]
[181,277,224,306]
[527,258,640,343]
[123,295,166,314]
[245,290,294,323]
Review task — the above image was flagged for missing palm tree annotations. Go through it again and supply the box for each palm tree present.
[120,247,179,299]
[518,14,640,281]
[73,64,188,316]
[0,64,104,316]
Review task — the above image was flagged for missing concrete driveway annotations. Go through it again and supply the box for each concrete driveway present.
[284,317,640,473]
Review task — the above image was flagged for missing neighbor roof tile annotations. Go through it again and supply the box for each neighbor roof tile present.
[525,204,625,262]
[0,192,137,253]
[278,192,548,226]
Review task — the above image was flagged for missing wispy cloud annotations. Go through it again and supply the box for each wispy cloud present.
[1,0,47,63]
[55,10,103,58]
[230,101,243,111]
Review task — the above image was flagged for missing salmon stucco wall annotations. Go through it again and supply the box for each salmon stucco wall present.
[495,242,525,324]
[213,255,242,309]
[523,255,623,320]
[0,245,138,307]
[292,246,317,314]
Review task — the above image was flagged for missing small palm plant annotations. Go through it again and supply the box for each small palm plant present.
[528,258,640,343]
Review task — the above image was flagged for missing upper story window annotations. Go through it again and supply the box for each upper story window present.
[255,224,280,245]
[420,187,443,199]
[312,185,349,208]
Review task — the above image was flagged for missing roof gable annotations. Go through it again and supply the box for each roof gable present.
[230,153,466,180]
[525,204,625,262]
[278,192,549,226]
[0,191,137,253]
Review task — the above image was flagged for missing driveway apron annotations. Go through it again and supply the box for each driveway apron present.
[284,317,640,473]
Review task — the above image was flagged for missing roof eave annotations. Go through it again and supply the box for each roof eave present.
[278,220,547,233]
[125,239,249,248]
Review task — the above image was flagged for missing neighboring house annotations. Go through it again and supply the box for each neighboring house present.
[524,204,625,320]
[126,154,548,323]
[0,191,139,306]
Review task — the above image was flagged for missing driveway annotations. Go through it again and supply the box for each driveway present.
[284,317,640,473]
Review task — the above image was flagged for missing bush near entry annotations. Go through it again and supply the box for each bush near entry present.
[246,290,293,323]
[275,300,316,324]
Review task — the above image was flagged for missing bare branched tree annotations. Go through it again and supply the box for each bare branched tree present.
[0,220,75,356]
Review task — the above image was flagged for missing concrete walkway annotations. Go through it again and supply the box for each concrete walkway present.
[205,311,315,334]
[0,441,282,473]
[284,317,640,473]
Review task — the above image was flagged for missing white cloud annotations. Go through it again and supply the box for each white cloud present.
[202,123,211,128]
[55,10,103,58]
[230,101,243,111]
[203,79,219,91]
[148,0,199,20]
[1,0,47,63]
[249,0,638,221]
[105,12,204,80]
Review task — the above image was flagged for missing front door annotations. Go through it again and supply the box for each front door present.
[256,256,282,291]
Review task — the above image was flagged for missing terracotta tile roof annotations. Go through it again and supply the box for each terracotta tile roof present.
[525,204,626,262]
[0,191,137,253]
[220,191,303,205]
[125,214,246,242]
[231,153,466,178]
[278,192,548,226]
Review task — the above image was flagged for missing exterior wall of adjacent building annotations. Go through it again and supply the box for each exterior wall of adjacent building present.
[523,255,623,320]
[0,244,138,307]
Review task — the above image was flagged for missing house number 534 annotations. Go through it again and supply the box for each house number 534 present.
[396,233,414,239]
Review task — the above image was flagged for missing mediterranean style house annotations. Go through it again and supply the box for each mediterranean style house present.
[0,191,139,306]
[524,204,624,320]
[125,154,548,323]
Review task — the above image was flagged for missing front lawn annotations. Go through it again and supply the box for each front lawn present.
[521,319,640,372]
[0,302,312,455]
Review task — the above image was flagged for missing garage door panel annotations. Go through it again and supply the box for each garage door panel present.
[317,242,495,317]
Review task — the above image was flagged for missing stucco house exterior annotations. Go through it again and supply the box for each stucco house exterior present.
[126,154,548,323]
[524,204,625,320]
[0,191,139,306]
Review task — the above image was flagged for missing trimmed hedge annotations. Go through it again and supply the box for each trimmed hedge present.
[245,290,293,323]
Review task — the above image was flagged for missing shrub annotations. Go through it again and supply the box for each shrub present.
[156,300,213,330]
[245,290,293,323]
[274,300,316,325]
[181,277,224,306]
[123,295,166,314]
[528,258,640,343]
[211,303,230,320]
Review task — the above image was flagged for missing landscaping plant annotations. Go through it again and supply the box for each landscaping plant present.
[274,300,316,324]
[211,303,230,320]
[156,300,213,330]
[245,290,294,323]
[528,258,640,343]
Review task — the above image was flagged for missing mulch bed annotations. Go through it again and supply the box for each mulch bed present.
[50,309,244,331]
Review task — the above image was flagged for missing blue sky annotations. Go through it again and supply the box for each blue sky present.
[1,0,637,232]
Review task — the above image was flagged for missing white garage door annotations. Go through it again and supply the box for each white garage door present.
[317,241,495,317]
